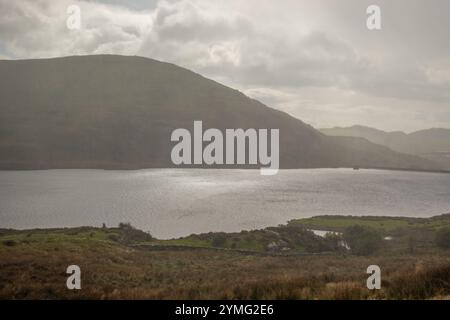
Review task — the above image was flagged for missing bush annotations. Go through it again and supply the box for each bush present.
[117,222,153,244]
[118,222,133,230]
[343,225,382,256]
[323,232,345,252]
[108,234,119,242]
[386,263,450,299]
[2,240,17,247]
[211,234,227,247]
[435,228,450,249]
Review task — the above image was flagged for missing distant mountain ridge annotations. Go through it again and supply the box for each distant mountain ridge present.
[0,55,440,171]
[320,125,450,154]
[320,125,450,169]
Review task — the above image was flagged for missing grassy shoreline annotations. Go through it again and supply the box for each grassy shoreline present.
[1,214,450,299]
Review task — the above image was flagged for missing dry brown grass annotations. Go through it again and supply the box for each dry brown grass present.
[1,230,450,300]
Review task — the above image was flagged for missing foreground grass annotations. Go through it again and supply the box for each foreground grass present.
[1,215,450,299]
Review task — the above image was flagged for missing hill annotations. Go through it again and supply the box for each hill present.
[320,125,450,169]
[0,55,437,170]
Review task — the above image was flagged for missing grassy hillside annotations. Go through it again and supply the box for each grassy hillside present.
[289,214,450,232]
[1,215,450,299]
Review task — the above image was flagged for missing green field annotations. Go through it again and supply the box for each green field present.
[289,215,450,232]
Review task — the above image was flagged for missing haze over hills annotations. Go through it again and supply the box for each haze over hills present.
[0,55,440,171]
[320,125,450,169]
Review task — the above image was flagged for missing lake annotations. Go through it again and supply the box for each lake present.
[1,169,449,239]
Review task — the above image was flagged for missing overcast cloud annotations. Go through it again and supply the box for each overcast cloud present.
[0,0,449,132]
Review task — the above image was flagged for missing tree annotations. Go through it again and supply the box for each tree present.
[343,225,383,256]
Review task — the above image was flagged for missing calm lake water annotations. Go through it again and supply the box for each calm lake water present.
[1,169,450,239]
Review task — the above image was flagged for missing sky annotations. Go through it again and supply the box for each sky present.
[0,0,449,132]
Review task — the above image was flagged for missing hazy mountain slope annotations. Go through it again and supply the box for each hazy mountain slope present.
[0,55,437,170]
[408,128,450,154]
[320,125,450,169]
[320,126,450,155]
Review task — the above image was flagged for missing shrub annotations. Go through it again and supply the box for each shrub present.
[324,232,345,252]
[343,225,382,256]
[2,240,17,247]
[386,263,450,299]
[118,222,133,230]
[435,228,450,249]
[211,234,227,247]
[117,222,153,244]
[108,234,119,242]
